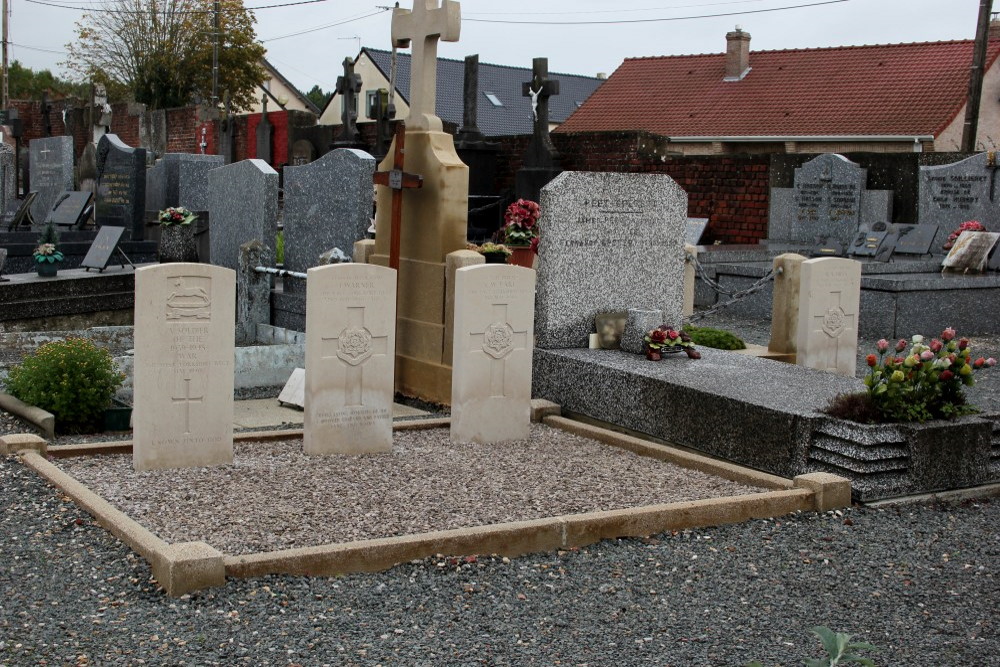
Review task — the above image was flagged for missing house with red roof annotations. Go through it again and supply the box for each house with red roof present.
[557,26,1000,155]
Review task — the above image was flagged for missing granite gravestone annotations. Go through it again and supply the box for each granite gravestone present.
[919,153,1000,231]
[207,159,278,271]
[95,134,146,239]
[0,143,15,215]
[145,159,166,212]
[795,257,861,377]
[0,248,7,280]
[451,264,536,444]
[45,191,93,227]
[133,263,236,471]
[535,172,688,349]
[768,154,890,249]
[303,263,396,456]
[686,218,708,245]
[256,95,273,165]
[28,136,74,227]
[892,224,939,255]
[332,57,364,148]
[282,149,375,281]
[151,153,224,212]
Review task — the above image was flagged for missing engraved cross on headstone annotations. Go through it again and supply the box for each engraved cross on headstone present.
[809,290,855,372]
[391,0,461,132]
[335,57,363,144]
[321,306,389,407]
[467,304,528,397]
[172,378,204,435]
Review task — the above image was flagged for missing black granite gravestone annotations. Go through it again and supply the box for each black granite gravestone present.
[455,54,501,242]
[848,230,887,258]
[80,225,133,271]
[4,192,37,230]
[256,95,273,165]
[95,134,146,239]
[892,224,940,256]
[368,88,395,159]
[45,191,93,227]
[516,57,562,202]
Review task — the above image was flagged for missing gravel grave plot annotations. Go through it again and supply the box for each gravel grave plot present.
[56,424,764,555]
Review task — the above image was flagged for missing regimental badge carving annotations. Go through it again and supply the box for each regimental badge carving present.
[482,322,515,359]
[822,307,847,338]
[165,277,211,320]
[337,327,374,366]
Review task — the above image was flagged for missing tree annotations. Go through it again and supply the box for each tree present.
[304,84,331,111]
[8,60,89,100]
[63,0,266,109]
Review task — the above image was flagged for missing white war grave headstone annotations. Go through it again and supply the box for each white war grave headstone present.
[133,263,235,471]
[451,265,536,443]
[303,264,396,455]
[794,257,861,377]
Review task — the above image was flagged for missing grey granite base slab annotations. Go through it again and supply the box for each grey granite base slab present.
[532,347,1000,500]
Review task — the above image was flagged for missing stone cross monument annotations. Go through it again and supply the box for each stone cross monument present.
[370,0,476,404]
[333,57,364,147]
[516,57,563,201]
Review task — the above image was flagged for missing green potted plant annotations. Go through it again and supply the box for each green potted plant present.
[473,241,512,264]
[157,206,199,263]
[33,222,64,277]
[502,198,540,268]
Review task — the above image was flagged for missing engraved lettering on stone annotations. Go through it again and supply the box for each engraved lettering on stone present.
[165,276,212,320]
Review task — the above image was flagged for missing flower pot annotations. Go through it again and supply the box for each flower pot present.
[35,258,62,277]
[159,224,199,263]
[482,253,508,264]
[507,246,535,268]
[102,399,133,432]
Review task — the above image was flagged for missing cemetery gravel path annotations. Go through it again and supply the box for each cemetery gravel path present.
[2,452,997,666]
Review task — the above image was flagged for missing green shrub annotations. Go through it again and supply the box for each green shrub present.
[4,338,125,434]
[276,230,285,265]
[683,325,746,350]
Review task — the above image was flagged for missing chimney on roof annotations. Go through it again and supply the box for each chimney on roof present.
[990,12,1000,40]
[724,26,751,81]
[596,72,607,80]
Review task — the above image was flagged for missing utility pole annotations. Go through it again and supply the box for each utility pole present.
[962,0,994,152]
[2,0,9,109]
[211,0,220,106]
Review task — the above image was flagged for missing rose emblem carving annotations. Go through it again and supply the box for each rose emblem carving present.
[337,327,374,366]
[482,322,515,359]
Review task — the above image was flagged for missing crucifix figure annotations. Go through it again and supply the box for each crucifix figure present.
[391,0,461,131]
[372,123,423,270]
[321,306,389,407]
[334,57,363,145]
[521,57,560,168]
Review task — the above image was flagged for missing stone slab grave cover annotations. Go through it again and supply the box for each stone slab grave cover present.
[535,171,687,349]
[304,263,396,455]
[795,257,862,377]
[278,367,305,408]
[919,152,1000,230]
[95,134,146,239]
[768,154,879,249]
[451,264,536,444]
[208,159,278,271]
[283,149,375,284]
[28,136,74,227]
[133,263,235,471]
[45,191,93,227]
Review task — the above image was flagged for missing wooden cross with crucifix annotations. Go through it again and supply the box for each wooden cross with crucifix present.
[372,123,423,270]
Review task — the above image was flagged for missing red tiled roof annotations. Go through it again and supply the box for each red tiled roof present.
[556,40,1000,138]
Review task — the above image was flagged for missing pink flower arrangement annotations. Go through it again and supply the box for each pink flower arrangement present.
[643,325,700,361]
[503,199,541,250]
[943,220,987,250]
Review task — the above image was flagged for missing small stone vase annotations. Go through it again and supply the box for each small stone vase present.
[159,224,199,263]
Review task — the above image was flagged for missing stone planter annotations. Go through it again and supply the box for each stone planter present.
[158,224,199,263]
[482,252,508,264]
[807,415,997,501]
[102,398,133,432]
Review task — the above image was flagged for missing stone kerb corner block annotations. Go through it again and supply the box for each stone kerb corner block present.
[535,171,687,349]
[793,472,851,512]
[0,433,48,456]
[155,542,225,597]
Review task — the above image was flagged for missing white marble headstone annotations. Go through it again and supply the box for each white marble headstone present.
[133,263,235,471]
[451,265,536,444]
[794,257,861,377]
[304,263,396,455]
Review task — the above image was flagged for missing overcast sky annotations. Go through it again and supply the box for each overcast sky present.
[9,0,986,94]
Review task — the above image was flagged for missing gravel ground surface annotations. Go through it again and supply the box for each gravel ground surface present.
[56,426,762,555]
[2,455,996,665]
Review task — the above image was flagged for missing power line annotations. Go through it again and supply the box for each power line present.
[259,8,388,42]
[466,0,774,16]
[464,0,850,25]
[23,0,332,14]
[11,41,66,55]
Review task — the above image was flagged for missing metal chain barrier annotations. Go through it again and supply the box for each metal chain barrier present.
[684,264,779,324]
[689,252,737,296]
[467,198,504,216]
